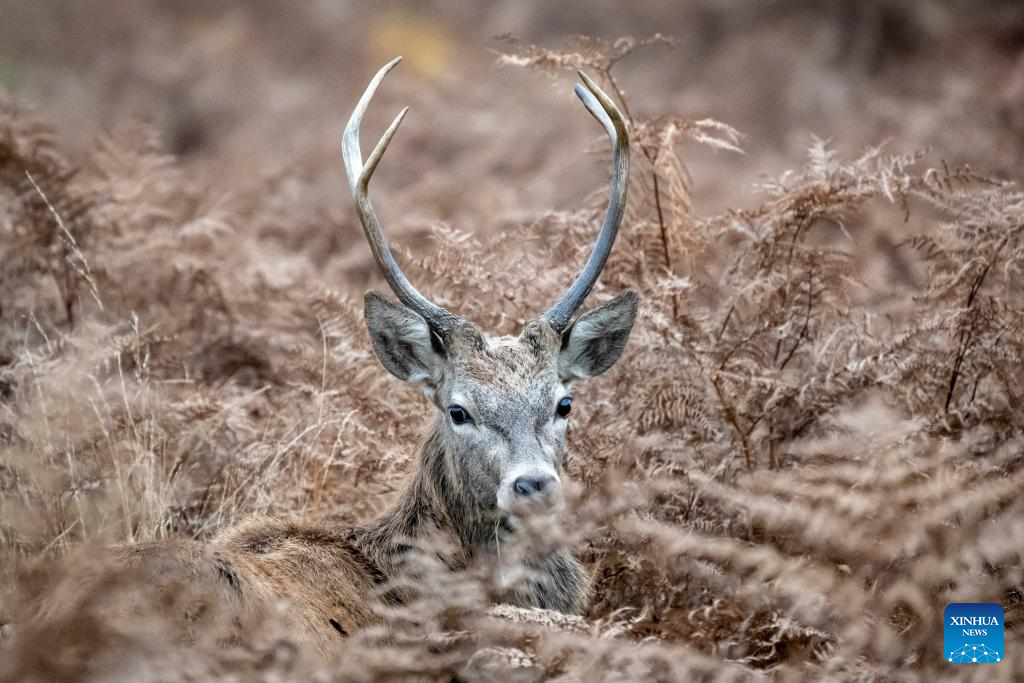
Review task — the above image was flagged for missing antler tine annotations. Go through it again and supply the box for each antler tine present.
[540,70,630,332]
[342,57,461,334]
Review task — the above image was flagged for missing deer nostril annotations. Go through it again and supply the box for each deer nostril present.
[513,475,554,497]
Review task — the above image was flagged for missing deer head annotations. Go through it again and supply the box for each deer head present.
[343,58,636,525]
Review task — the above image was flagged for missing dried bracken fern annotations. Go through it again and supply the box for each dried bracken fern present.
[1,29,1023,683]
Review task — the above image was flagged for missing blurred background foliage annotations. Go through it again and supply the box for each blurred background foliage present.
[1,0,1023,225]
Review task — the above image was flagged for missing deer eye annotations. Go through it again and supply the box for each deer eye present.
[448,405,471,425]
[556,396,572,419]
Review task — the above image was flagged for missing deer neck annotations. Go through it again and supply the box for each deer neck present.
[348,424,589,614]
[352,427,497,576]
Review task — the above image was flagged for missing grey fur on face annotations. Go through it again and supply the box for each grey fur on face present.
[364,292,638,521]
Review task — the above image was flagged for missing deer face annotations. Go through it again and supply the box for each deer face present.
[364,292,637,518]
[344,57,634,522]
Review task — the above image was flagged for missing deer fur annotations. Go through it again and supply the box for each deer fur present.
[110,301,636,657]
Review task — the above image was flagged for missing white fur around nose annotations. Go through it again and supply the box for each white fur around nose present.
[497,462,561,513]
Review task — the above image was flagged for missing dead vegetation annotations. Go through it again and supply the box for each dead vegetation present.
[2,4,1024,681]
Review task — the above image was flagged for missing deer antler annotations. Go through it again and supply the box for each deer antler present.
[342,57,462,334]
[540,71,630,332]
[344,61,628,334]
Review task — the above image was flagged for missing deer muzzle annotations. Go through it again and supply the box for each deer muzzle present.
[497,463,563,516]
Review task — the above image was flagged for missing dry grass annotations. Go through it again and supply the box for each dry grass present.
[2,5,1024,681]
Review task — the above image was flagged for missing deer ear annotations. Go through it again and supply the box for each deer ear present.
[558,291,638,382]
[364,291,443,390]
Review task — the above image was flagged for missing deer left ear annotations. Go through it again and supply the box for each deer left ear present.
[364,291,443,392]
[558,291,638,382]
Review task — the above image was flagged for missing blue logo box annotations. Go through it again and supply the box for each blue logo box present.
[944,603,1004,664]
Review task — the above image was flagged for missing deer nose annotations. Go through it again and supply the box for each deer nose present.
[513,474,556,497]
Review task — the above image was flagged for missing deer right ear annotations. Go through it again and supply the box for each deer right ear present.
[558,291,638,382]
[364,291,443,391]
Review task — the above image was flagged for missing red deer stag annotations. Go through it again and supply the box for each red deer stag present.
[29,57,636,659]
